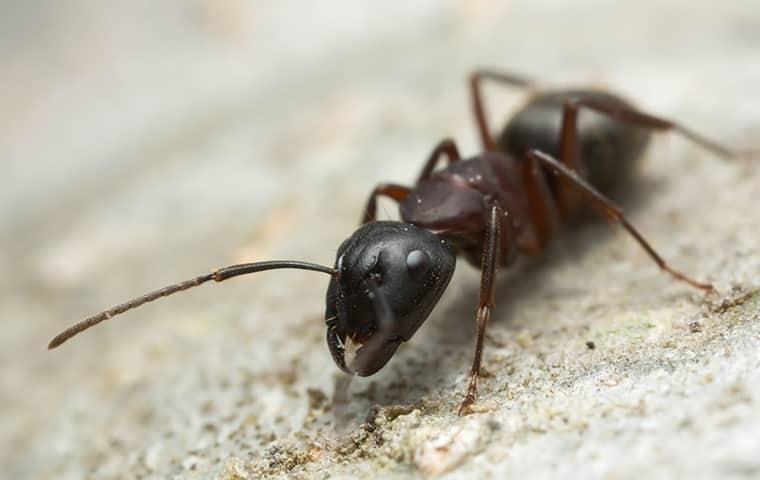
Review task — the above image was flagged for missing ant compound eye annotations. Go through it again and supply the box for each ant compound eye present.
[406,249,431,279]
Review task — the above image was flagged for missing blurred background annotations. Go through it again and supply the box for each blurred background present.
[2,1,760,478]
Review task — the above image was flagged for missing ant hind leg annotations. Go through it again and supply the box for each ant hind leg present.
[526,148,716,294]
[560,97,757,163]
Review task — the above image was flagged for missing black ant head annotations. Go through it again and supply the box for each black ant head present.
[48,221,453,380]
[325,221,456,376]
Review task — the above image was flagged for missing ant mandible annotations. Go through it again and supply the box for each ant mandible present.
[49,68,754,415]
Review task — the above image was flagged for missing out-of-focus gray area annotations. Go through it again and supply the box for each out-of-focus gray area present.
[2,1,760,478]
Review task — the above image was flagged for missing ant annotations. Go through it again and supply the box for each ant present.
[49,68,754,415]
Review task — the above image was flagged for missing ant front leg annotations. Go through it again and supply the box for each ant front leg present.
[362,138,462,224]
[470,69,536,151]
[415,138,462,184]
[360,184,411,224]
[526,149,716,293]
[459,201,511,415]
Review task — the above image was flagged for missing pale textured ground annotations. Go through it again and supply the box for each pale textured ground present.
[2,1,760,479]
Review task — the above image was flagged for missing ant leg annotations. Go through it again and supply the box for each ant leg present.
[555,96,757,217]
[459,202,510,415]
[554,98,597,218]
[517,153,561,253]
[561,98,756,164]
[363,138,461,224]
[470,69,535,151]
[526,149,716,293]
[416,138,462,184]
[361,183,411,224]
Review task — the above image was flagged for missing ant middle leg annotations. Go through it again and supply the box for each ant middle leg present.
[360,183,411,224]
[470,69,536,151]
[526,149,716,293]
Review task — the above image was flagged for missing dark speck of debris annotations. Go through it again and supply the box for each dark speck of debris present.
[486,418,502,431]
[364,405,382,431]
[586,341,596,350]
[363,403,415,430]
[383,404,415,422]
[306,388,328,410]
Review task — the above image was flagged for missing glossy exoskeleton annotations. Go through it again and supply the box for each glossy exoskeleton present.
[49,69,754,415]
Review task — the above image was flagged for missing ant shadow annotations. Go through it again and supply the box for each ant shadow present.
[344,169,670,412]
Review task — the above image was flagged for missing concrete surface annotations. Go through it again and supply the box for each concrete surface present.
[2,1,760,479]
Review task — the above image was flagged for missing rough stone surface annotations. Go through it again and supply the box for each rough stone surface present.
[2,2,760,479]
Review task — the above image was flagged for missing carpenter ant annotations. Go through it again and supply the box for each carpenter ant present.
[49,69,754,415]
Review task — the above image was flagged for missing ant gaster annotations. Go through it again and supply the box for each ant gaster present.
[49,69,755,415]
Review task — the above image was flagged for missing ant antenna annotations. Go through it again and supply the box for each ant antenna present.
[48,260,337,349]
